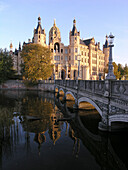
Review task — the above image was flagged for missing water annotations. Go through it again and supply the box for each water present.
[0,90,128,170]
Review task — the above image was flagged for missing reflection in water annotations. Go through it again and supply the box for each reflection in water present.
[0,90,127,170]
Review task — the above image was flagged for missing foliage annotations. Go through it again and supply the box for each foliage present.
[21,44,53,82]
[124,64,128,80]
[104,62,128,80]
[0,48,15,83]
[113,62,121,80]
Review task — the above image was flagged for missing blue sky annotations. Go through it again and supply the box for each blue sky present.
[0,0,128,65]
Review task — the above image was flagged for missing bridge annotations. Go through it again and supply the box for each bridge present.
[55,80,128,131]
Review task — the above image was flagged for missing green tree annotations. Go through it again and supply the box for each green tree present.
[21,44,53,82]
[0,48,15,83]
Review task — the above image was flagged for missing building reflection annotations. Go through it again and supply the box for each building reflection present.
[0,91,128,170]
[68,125,80,158]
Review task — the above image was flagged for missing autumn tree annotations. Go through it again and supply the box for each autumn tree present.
[21,44,53,82]
[124,64,128,80]
[104,62,121,79]
[0,48,15,83]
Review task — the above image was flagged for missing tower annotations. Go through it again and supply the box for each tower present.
[49,19,61,52]
[103,35,109,67]
[69,18,80,46]
[33,16,46,46]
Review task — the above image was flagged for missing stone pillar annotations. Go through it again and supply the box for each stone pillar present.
[85,66,89,80]
[66,62,68,79]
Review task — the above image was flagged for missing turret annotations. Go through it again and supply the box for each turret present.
[33,16,46,46]
[103,35,109,67]
[69,18,80,46]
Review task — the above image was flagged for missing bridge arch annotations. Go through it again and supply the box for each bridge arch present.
[109,115,128,126]
[54,85,59,92]
[65,91,76,101]
[58,88,65,94]
[78,97,103,116]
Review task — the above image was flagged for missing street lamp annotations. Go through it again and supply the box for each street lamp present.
[106,33,116,80]
[77,54,81,80]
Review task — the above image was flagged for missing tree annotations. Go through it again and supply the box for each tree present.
[104,62,121,80]
[124,64,128,80]
[21,44,53,82]
[0,48,15,83]
[113,62,121,80]
[118,63,124,79]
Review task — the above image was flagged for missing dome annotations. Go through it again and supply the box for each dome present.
[49,20,61,39]
[73,18,76,24]
[38,16,41,21]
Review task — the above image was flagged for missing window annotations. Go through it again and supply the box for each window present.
[92,60,97,64]
[61,56,63,60]
[39,35,40,39]
[75,48,77,53]
[85,52,86,56]
[65,56,68,61]
[69,56,71,60]
[69,49,71,53]
[82,58,83,62]
[75,55,77,60]
[61,49,63,53]
[81,51,83,55]
[54,56,60,61]
[65,49,68,54]
[75,37,77,40]
[51,49,53,52]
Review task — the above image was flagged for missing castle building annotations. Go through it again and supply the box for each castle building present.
[10,16,109,80]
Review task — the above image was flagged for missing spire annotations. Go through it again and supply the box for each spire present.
[73,17,76,27]
[106,34,108,41]
[38,15,41,24]
[54,19,56,26]
[104,34,109,48]
[19,42,21,51]
[10,42,13,51]
[71,18,78,36]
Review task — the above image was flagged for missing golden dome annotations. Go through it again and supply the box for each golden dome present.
[49,20,61,39]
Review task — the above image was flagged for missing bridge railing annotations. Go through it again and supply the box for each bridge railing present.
[111,80,128,100]
[55,80,105,95]
[39,80,54,84]
[55,80,128,102]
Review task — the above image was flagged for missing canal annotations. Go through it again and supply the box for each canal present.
[0,90,128,170]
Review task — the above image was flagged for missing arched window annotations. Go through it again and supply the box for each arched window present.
[54,42,60,53]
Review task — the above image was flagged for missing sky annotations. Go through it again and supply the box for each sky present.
[0,0,128,66]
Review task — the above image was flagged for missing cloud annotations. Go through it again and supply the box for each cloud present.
[0,1,8,12]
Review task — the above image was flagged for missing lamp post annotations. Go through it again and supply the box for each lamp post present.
[106,33,116,80]
[77,54,81,80]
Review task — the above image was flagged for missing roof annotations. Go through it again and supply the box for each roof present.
[103,39,109,48]
[35,23,44,34]
[80,38,93,46]
[71,25,77,36]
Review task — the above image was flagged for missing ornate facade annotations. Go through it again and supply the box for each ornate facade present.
[10,16,109,80]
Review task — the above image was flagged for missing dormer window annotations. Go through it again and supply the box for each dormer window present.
[39,35,40,39]
[39,31,40,34]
